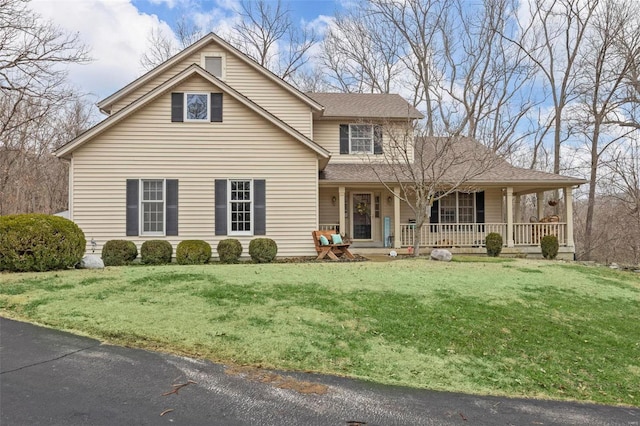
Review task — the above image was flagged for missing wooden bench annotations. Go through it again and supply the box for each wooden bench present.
[312,230,355,261]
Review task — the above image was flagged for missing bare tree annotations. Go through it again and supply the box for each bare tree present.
[230,0,317,81]
[0,0,91,215]
[500,0,598,177]
[367,122,499,256]
[140,16,203,70]
[572,0,639,260]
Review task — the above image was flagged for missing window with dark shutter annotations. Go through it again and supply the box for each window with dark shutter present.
[166,179,179,236]
[374,125,383,154]
[215,179,227,235]
[126,179,139,236]
[254,180,266,235]
[171,93,184,122]
[339,124,349,154]
[211,93,223,122]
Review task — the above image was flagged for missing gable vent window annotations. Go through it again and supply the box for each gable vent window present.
[172,92,223,123]
[185,93,209,121]
[205,56,223,78]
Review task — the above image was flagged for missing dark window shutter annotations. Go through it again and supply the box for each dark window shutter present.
[475,191,485,223]
[126,179,139,236]
[374,125,383,154]
[166,179,179,236]
[211,93,222,122]
[429,198,439,232]
[339,124,349,154]
[254,179,266,235]
[171,93,184,122]
[215,179,227,235]
[430,199,439,224]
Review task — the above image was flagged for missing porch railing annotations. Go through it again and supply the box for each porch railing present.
[400,222,567,247]
[319,223,339,231]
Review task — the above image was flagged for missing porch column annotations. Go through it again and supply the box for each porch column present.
[537,191,545,219]
[338,186,346,237]
[393,186,401,249]
[506,187,514,247]
[514,194,521,223]
[565,186,574,247]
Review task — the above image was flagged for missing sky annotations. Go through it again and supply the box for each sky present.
[29,0,343,105]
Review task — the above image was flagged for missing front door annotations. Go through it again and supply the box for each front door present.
[352,193,372,240]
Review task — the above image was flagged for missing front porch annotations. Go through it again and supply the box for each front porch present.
[319,184,577,257]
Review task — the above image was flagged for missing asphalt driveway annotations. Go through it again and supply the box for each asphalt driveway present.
[1,317,638,425]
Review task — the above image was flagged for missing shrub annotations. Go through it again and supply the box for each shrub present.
[141,240,173,265]
[541,234,559,260]
[217,239,243,263]
[102,240,138,266]
[176,240,212,265]
[485,232,503,257]
[0,214,86,272]
[248,238,278,263]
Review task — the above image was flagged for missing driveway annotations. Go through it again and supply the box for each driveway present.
[1,317,638,425]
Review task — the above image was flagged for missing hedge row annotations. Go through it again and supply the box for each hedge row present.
[101,238,278,265]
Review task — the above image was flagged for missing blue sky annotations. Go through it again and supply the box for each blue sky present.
[30,0,343,104]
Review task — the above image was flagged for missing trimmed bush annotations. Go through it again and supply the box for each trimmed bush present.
[541,234,559,260]
[141,240,173,265]
[485,232,503,257]
[217,239,243,263]
[248,238,278,263]
[176,240,211,265]
[102,240,138,266]
[0,214,86,272]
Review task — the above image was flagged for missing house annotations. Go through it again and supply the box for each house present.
[55,33,586,259]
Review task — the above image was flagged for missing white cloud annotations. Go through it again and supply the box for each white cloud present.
[30,0,172,102]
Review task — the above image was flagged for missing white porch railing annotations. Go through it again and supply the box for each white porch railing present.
[400,222,567,247]
[319,223,339,231]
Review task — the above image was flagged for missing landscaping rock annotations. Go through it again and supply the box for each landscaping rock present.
[80,255,104,269]
[430,249,452,262]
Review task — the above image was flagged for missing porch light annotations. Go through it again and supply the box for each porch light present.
[387,196,392,205]
[332,196,337,205]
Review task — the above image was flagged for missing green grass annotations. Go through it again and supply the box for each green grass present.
[1,259,639,406]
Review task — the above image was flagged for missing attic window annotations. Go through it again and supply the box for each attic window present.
[185,93,209,121]
[205,56,222,78]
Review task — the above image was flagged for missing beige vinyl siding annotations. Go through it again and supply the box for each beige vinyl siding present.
[314,120,413,162]
[484,188,503,223]
[73,75,318,257]
[318,189,340,226]
[111,41,313,138]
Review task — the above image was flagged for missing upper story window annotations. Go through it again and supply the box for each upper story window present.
[185,93,210,121]
[205,56,223,78]
[349,124,374,154]
[340,124,382,155]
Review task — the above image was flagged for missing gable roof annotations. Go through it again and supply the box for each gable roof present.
[308,93,424,119]
[97,33,324,114]
[55,65,331,163]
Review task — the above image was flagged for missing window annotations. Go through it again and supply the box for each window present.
[205,56,223,78]
[229,180,252,234]
[185,93,209,121]
[440,192,475,224]
[349,124,374,154]
[141,179,164,235]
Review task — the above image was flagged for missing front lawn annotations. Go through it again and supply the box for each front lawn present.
[1,258,638,406]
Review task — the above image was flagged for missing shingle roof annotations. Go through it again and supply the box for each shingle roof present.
[319,137,586,189]
[308,92,424,119]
